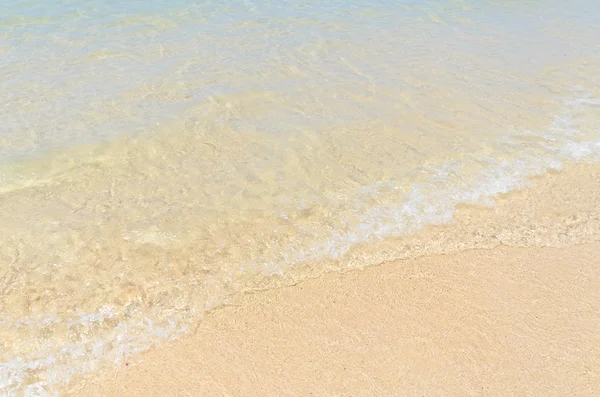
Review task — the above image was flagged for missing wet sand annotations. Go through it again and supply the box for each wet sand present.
[75,242,600,396]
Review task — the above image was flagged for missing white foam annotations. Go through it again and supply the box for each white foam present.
[255,91,599,274]
[0,309,188,397]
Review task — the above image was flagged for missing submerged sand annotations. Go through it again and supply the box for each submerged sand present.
[76,243,600,396]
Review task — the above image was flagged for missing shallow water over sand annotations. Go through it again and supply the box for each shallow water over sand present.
[1,0,600,395]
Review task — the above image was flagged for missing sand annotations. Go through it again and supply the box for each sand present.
[68,164,600,396]
[74,241,600,396]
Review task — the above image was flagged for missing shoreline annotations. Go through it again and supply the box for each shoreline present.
[75,243,600,396]
[70,163,600,396]
[3,2,600,395]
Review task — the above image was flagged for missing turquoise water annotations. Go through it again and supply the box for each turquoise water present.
[2,0,598,162]
[1,1,600,395]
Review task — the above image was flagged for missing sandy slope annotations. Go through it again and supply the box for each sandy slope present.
[76,242,600,396]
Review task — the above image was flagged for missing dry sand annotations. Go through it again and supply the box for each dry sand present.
[76,241,600,396]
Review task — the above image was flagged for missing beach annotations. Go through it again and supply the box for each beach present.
[76,243,600,396]
[71,163,600,396]
[1,1,600,395]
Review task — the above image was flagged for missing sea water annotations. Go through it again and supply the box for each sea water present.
[1,0,599,395]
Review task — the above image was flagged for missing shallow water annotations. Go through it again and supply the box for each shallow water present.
[1,0,600,395]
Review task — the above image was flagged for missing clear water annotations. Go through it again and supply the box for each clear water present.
[1,0,599,395]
